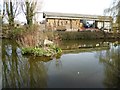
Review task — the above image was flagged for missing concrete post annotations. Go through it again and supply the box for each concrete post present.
[95,21,98,28]
[45,18,47,31]
[110,17,113,32]
[70,19,72,29]
[102,21,104,31]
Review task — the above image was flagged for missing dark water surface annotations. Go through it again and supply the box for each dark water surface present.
[1,39,120,88]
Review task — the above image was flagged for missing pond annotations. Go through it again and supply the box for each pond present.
[1,39,120,88]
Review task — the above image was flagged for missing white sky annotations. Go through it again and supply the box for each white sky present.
[42,0,112,15]
[0,0,113,22]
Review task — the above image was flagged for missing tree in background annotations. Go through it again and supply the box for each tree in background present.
[21,0,37,26]
[104,0,120,32]
[15,0,44,47]
[115,1,120,31]
[3,0,21,30]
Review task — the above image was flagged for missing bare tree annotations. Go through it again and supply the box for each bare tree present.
[115,1,120,31]
[3,0,21,29]
[21,0,38,26]
[104,0,120,32]
[21,0,43,26]
[0,4,1,15]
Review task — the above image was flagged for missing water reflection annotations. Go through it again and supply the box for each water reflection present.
[5,45,12,56]
[58,40,111,50]
[54,58,62,71]
[0,39,2,89]
[2,40,49,88]
[2,39,120,88]
[98,43,120,88]
[27,58,48,88]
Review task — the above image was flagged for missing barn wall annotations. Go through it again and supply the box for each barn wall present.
[46,18,80,31]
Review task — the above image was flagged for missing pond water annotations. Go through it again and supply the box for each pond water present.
[1,39,120,88]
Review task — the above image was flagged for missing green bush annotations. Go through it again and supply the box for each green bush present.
[11,28,26,38]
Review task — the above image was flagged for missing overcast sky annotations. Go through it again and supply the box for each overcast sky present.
[0,0,113,22]
[42,0,113,15]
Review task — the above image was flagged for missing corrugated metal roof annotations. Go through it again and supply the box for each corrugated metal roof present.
[43,12,113,21]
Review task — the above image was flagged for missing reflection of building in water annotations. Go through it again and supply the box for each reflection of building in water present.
[59,40,110,50]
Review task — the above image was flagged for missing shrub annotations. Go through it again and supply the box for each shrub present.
[15,24,45,48]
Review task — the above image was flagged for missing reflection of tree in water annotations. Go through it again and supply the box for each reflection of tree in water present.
[98,44,120,88]
[54,57,62,71]
[28,57,48,88]
[2,43,48,88]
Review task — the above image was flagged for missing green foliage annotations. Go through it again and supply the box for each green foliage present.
[21,45,62,57]
[32,48,45,56]
[11,24,43,48]
[11,27,26,38]
[21,47,33,54]
[11,24,39,37]
[50,44,62,54]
